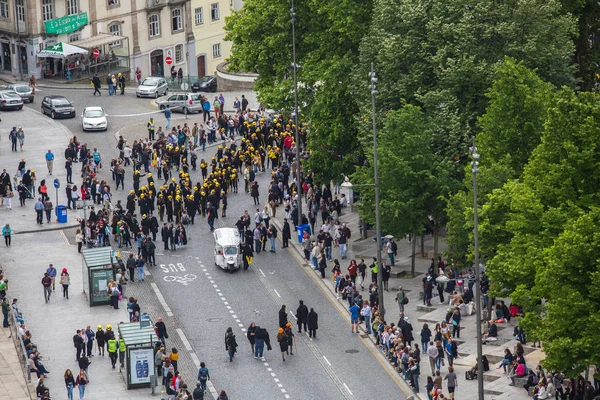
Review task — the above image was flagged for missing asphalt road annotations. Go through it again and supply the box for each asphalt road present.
[16,87,406,400]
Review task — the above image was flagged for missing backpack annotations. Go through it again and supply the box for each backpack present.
[391,241,398,254]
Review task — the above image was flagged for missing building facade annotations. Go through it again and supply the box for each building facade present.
[0,0,196,80]
[191,0,241,77]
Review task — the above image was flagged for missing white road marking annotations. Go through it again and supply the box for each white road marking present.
[343,383,353,396]
[259,269,266,277]
[150,283,173,317]
[267,368,272,372]
[274,289,281,298]
[176,328,193,351]
[323,356,332,366]
[144,267,152,276]
[190,352,200,367]
[270,373,276,377]
[223,301,229,305]
[278,384,283,388]
[290,311,297,320]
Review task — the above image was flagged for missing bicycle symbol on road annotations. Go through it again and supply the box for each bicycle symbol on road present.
[163,274,197,285]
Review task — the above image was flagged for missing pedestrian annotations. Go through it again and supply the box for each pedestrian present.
[1,298,10,327]
[282,218,291,248]
[268,224,277,253]
[369,257,378,284]
[147,118,156,141]
[9,127,18,152]
[46,264,57,291]
[382,260,391,291]
[110,283,120,309]
[193,382,205,400]
[278,305,288,328]
[60,268,70,299]
[307,308,318,338]
[357,259,367,290]
[421,323,432,353]
[64,369,76,400]
[45,150,54,175]
[444,366,458,400]
[73,329,84,361]
[296,300,308,333]
[43,198,53,223]
[75,369,88,399]
[197,362,210,392]
[2,224,12,247]
[224,327,237,362]
[96,325,106,356]
[135,67,142,85]
[155,317,169,346]
[247,322,257,354]
[78,354,90,377]
[349,301,360,333]
[34,198,44,224]
[17,127,24,151]
[92,73,101,96]
[452,308,461,338]
[41,273,52,303]
[136,255,145,281]
[118,73,126,95]
[164,107,172,130]
[284,323,296,355]
[126,253,136,282]
[218,390,229,400]
[276,328,288,361]
[118,335,126,367]
[395,286,406,313]
[65,157,73,183]
[107,334,118,368]
[84,326,95,357]
[361,300,372,334]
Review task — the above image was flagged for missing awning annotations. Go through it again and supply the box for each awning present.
[37,42,88,58]
[82,247,114,268]
[74,33,128,49]
[118,322,159,346]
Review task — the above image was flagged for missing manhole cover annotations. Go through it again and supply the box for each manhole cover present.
[345,349,359,354]
[208,318,221,322]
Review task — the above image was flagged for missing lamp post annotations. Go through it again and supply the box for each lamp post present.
[290,0,302,223]
[470,137,484,399]
[369,63,385,317]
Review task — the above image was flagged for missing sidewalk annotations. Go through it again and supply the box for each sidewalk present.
[269,200,537,400]
[4,231,152,400]
[0,309,33,400]
[0,108,79,234]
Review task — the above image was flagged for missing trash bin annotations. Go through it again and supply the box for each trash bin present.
[56,205,68,223]
[297,224,311,243]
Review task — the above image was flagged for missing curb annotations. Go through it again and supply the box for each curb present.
[268,217,423,399]
[14,223,79,235]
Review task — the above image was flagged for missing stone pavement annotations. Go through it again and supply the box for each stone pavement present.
[4,231,153,400]
[0,309,33,400]
[269,199,537,400]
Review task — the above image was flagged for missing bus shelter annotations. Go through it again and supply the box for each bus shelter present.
[82,247,116,307]
[118,321,159,389]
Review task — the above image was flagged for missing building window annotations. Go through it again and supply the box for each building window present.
[41,0,54,21]
[211,3,219,21]
[0,0,9,19]
[171,8,182,31]
[194,7,203,25]
[212,43,221,58]
[175,44,183,63]
[68,32,80,42]
[108,0,118,7]
[109,22,122,46]
[16,0,25,21]
[149,14,160,37]
[66,0,78,15]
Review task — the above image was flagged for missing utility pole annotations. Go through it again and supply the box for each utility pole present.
[470,137,484,399]
[290,0,302,224]
[369,63,385,317]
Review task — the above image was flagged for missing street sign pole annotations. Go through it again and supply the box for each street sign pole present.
[53,179,60,221]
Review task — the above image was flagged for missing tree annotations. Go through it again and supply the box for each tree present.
[356,0,576,165]
[445,59,555,266]
[225,0,374,182]
[353,105,457,273]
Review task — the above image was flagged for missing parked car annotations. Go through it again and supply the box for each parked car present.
[6,84,34,103]
[136,76,169,98]
[191,76,217,93]
[0,90,23,110]
[157,93,203,114]
[41,95,76,119]
[81,106,107,131]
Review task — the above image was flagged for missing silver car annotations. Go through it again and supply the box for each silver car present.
[82,106,108,131]
[157,93,202,114]
[0,90,24,110]
[136,76,168,98]
[6,84,34,103]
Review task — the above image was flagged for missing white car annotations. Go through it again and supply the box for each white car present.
[82,106,108,131]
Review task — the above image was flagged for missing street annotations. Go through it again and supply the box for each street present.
[0,84,406,400]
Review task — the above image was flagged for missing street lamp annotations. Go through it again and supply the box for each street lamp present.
[369,63,385,317]
[470,137,484,399]
[290,0,302,224]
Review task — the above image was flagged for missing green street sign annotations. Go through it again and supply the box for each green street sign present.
[44,12,88,35]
